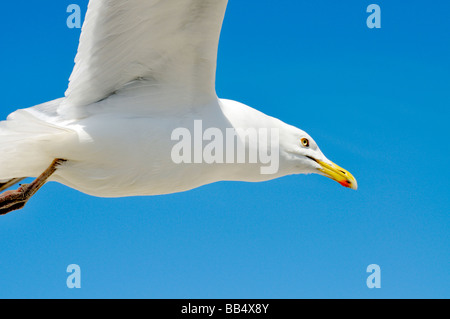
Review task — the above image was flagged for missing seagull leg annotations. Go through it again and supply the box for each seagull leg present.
[0,159,66,216]
[0,178,26,193]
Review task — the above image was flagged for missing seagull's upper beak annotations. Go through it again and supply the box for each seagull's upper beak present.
[309,157,358,190]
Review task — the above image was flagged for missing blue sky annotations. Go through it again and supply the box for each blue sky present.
[0,0,449,298]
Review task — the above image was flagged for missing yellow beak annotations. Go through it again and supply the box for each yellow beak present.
[310,157,358,190]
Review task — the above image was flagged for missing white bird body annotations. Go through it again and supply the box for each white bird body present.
[1,93,303,198]
[0,0,356,214]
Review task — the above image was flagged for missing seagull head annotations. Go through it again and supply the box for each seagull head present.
[220,99,357,189]
[279,125,358,190]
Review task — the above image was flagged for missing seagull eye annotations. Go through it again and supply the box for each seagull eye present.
[301,138,310,147]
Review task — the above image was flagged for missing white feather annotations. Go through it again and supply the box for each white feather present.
[60,0,228,118]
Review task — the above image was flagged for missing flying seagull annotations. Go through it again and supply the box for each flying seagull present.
[0,0,357,215]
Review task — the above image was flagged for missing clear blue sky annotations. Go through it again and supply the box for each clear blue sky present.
[0,0,448,298]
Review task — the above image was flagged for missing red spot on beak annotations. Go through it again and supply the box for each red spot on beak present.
[339,180,351,188]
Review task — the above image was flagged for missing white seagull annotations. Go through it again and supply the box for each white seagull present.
[0,0,357,215]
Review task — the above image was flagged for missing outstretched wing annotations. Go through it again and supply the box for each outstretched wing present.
[59,0,228,117]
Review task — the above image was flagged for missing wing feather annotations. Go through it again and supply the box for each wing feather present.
[60,0,228,117]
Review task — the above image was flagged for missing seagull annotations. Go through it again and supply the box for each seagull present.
[0,0,357,215]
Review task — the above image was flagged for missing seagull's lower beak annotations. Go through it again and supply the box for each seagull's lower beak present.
[310,157,358,190]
